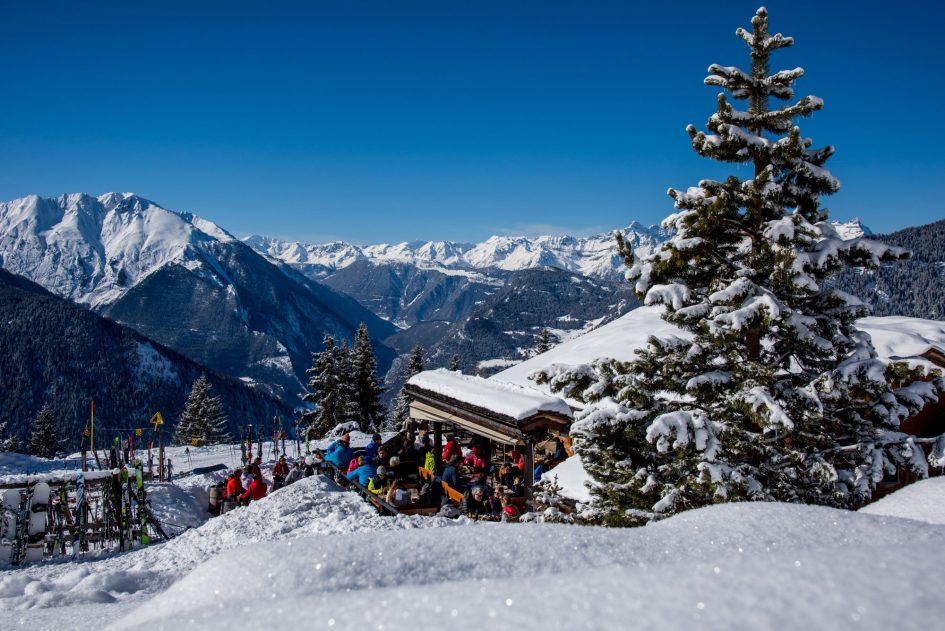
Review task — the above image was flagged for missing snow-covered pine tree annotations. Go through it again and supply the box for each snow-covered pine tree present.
[175,374,230,445]
[535,7,943,526]
[350,324,385,432]
[28,403,60,459]
[388,344,425,431]
[535,328,553,355]
[300,336,353,437]
[2,434,20,453]
[337,338,361,424]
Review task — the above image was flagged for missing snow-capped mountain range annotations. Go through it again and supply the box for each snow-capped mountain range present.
[244,224,669,281]
[245,218,872,281]
[0,193,395,403]
[0,192,236,308]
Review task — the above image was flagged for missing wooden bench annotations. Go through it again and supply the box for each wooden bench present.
[441,481,464,504]
[418,466,434,482]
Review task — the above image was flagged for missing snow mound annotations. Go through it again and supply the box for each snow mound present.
[541,454,594,503]
[859,477,945,525]
[112,502,945,630]
[1,475,456,613]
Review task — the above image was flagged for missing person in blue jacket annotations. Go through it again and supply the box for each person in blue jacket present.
[363,434,382,463]
[346,459,378,486]
[441,455,464,491]
[325,433,354,470]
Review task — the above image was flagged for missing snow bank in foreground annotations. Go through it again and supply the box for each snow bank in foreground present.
[859,477,945,525]
[112,502,945,630]
[1,475,455,615]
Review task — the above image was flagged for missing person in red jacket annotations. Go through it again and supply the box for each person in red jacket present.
[272,455,289,490]
[508,449,525,472]
[225,469,244,501]
[442,435,463,463]
[250,457,262,479]
[241,473,268,504]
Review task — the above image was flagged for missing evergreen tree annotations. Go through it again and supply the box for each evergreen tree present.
[175,374,230,445]
[350,323,386,432]
[28,403,60,459]
[449,354,460,372]
[389,345,425,431]
[536,7,943,526]
[300,336,355,437]
[2,434,20,453]
[535,328,553,355]
[337,338,361,424]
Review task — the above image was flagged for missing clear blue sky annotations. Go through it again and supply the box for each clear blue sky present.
[1,1,942,244]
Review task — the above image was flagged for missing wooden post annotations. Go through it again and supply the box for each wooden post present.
[433,422,443,476]
[523,437,535,502]
[158,432,165,482]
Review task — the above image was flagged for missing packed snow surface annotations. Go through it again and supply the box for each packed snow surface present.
[409,368,573,420]
[540,453,594,503]
[859,477,945,525]
[4,448,945,631]
[112,502,944,631]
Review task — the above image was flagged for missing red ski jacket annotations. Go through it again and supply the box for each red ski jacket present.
[273,461,289,477]
[226,477,244,498]
[241,479,268,502]
[442,441,462,463]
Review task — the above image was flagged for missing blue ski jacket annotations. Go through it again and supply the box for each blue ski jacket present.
[325,440,354,470]
[346,463,378,487]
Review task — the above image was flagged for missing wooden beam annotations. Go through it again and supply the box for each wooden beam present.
[433,422,443,476]
[523,437,535,502]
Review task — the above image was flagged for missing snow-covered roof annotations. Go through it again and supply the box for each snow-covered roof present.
[495,306,689,395]
[495,306,945,396]
[407,368,572,421]
[856,316,945,365]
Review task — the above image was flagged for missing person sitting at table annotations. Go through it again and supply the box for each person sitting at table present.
[346,458,378,487]
[442,454,464,491]
[486,485,504,515]
[368,466,389,494]
[386,477,411,508]
[347,455,364,474]
[501,492,520,522]
[463,446,487,473]
[364,434,383,463]
[458,486,489,520]
[509,474,524,496]
[499,459,517,487]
